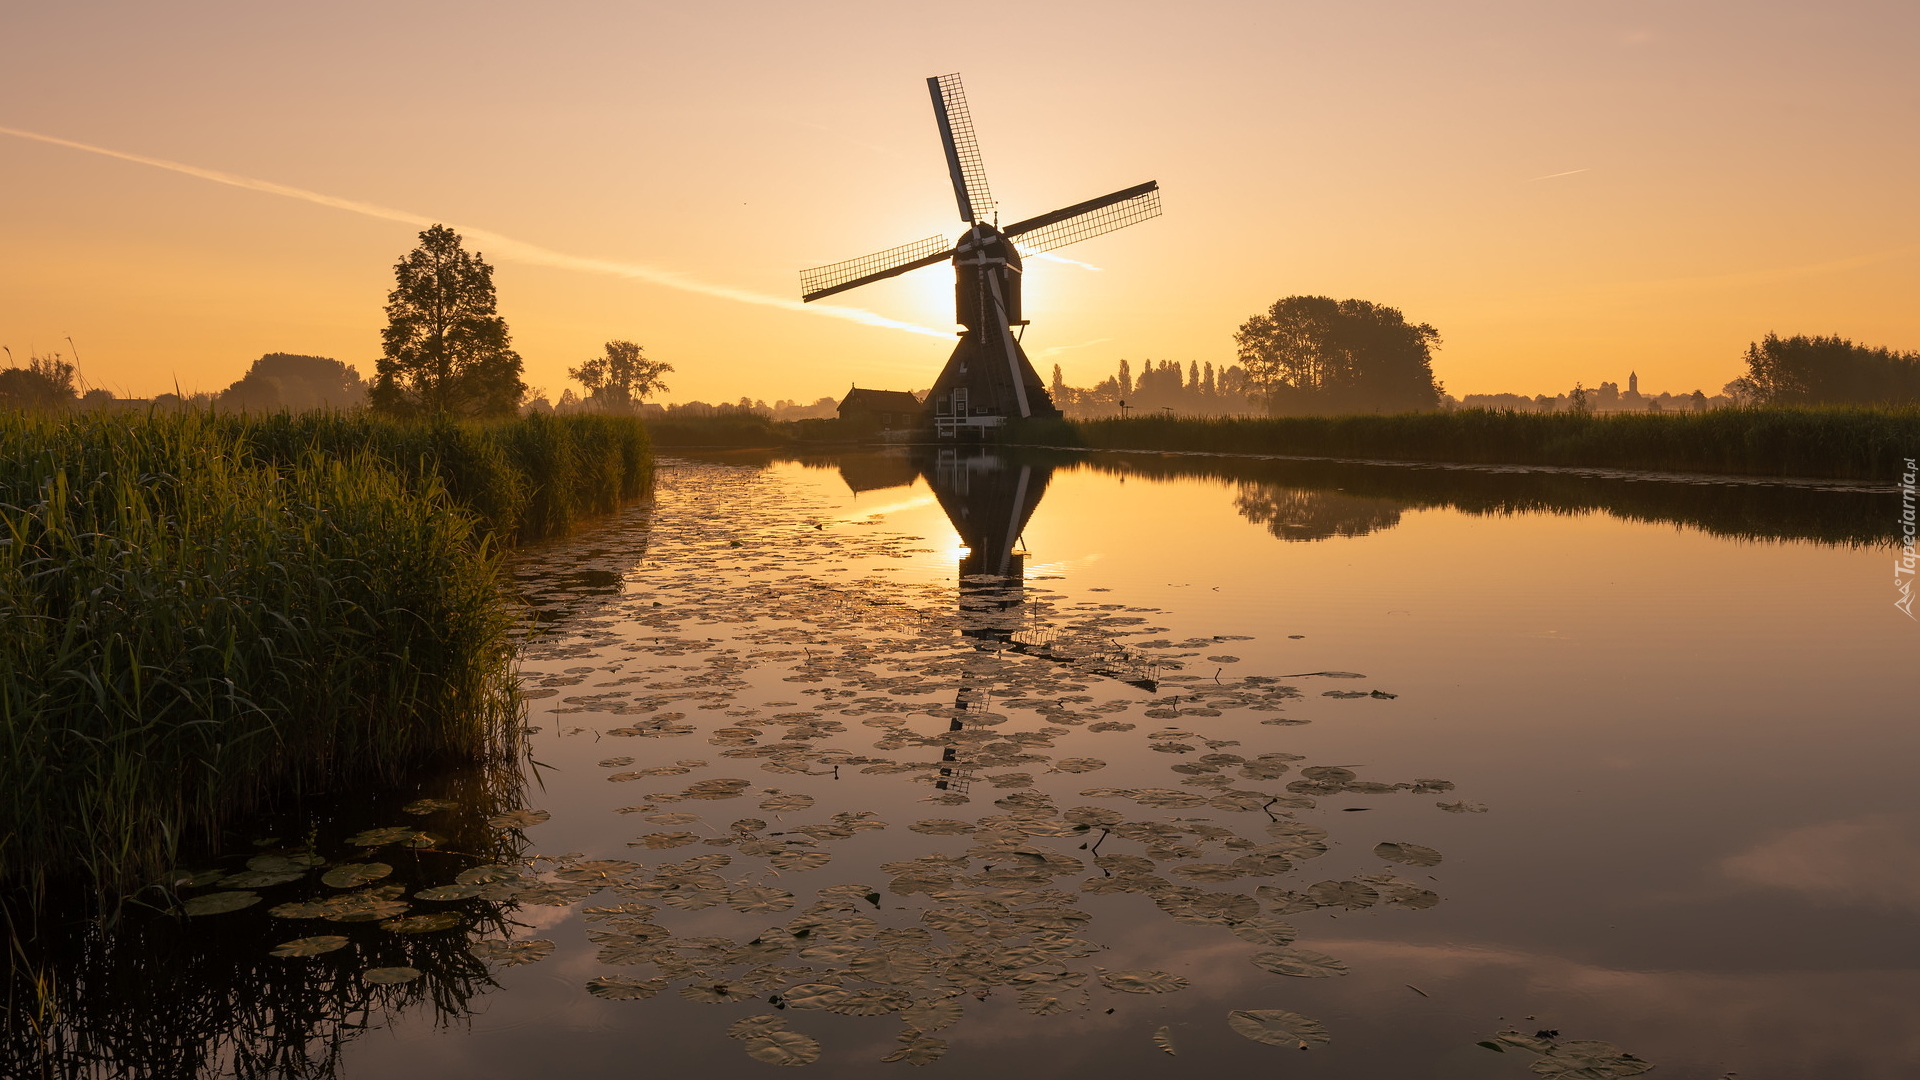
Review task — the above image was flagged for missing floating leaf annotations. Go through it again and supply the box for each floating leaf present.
[362,967,422,985]
[779,983,849,1010]
[1050,758,1108,774]
[900,997,962,1033]
[908,819,975,836]
[729,886,797,913]
[1152,1026,1178,1055]
[880,1032,948,1065]
[1306,879,1378,910]
[414,883,487,901]
[744,1029,822,1066]
[219,869,307,889]
[182,891,259,916]
[1230,918,1298,946]
[636,831,700,849]
[347,827,417,847]
[269,935,348,957]
[488,809,551,829]
[470,938,554,966]
[381,913,462,933]
[727,1014,788,1039]
[1098,969,1189,994]
[1227,1008,1330,1048]
[586,975,668,999]
[401,798,457,815]
[680,982,760,1003]
[769,851,831,871]
[1374,842,1443,867]
[1249,947,1348,978]
[322,863,392,889]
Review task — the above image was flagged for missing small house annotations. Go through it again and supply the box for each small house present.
[837,388,923,430]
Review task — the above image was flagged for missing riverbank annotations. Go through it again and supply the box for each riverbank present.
[1012,407,1920,481]
[0,410,651,898]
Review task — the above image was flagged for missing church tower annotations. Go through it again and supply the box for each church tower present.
[1629,371,1639,394]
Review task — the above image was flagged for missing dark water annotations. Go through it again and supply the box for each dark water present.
[12,449,1915,1079]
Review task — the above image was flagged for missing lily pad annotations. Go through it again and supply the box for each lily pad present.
[900,996,962,1033]
[1249,947,1348,978]
[269,935,348,957]
[1098,969,1189,994]
[182,891,260,916]
[1306,879,1378,910]
[401,798,458,815]
[1228,1008,1330,1048]
[380,913,463,933]
[586,975,668,999]
[1374,841,1443,867]
[470,938,555,966]
[744,1029,822,1066]
[1152,1026,1178,1055]
[362,967,422,985]
[727,1014,788,1039]
[487,809,552,829]
[322,863,393,889]
[728,886,797,913]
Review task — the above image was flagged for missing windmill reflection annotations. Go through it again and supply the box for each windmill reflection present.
[915,449,1158,795]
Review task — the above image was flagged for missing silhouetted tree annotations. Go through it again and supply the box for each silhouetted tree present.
[1728,333,1920,406]
[371,225,525,417]
[1234,296,1442,415]
[568,340,673,413]
[0,352,78,411]
[220,354,367,412]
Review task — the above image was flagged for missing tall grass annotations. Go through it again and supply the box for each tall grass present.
[1018,407,1920,482]
[0,410,651,898]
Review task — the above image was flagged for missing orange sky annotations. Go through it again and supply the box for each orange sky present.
[3,0,1916,403]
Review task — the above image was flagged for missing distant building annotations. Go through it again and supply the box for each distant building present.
[1629,371,1638,394]
[837,388,923,430]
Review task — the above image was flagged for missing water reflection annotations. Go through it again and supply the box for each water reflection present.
[4,758,529,1080]
[1057,450,1895,547]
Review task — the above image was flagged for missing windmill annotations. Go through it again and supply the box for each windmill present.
[800,73,1161,439]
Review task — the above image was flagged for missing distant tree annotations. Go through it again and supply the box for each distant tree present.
[220,353,368,412]
[1690,389,1708,411]
[81,387,115,409]
[371,225,525,417]
[1118,358,1132,398]
[568,340,673,413]
[1234,296,1442,415]
[0,352,79,411]
[1567,382,1592,416]
[1733,333,1920,406]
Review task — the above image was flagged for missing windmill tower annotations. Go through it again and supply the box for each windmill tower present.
[800,74,1162,439]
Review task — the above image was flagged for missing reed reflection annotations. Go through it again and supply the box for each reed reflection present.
[4,756,530,1080]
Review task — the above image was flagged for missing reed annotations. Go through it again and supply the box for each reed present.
[1015,407,1920,482]
[0,410,651,898]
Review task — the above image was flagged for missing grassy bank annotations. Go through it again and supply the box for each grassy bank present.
[1015,408,1920,481]
[0,410,650,898]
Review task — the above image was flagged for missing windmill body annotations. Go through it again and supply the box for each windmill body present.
[800,74,1161,439]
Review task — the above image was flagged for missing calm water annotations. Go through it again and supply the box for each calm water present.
[15,449,1916,1079]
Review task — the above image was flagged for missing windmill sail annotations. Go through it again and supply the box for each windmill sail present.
[800,235,953,303]
[1001,181,1161,254]
[928,73,994,224]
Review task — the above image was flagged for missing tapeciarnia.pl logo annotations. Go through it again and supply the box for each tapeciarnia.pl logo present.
[1898,457,1917,619]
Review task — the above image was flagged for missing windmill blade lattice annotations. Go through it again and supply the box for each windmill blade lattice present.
[1002,181,1162,255]
[799,235,953,303]
[929,73,995,224]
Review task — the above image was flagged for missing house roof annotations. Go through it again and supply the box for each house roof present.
[838,388,922,413]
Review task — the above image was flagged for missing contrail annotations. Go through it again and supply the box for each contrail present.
[0,124,953,340]
[1525,168,1590,182]
[1029,251,1103,271]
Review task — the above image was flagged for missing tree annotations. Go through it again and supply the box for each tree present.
[371,225,525,417]
[220,353,368,412]
[0,352,79,411]
[1733,333,1920,406]
[568,340,673,413]
[1233,296,1442,415]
